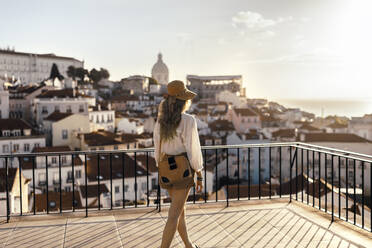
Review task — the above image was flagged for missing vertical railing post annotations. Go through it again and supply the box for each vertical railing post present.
[146,152,149,207]
[18,157,23,216]
[279,147,282,198]
[85,154,88,217]
[45,155,49,214]
[301,148,303,202]
[370,162,371,232]
[98,154,101,210]
[289,147,292,203]
[346,158,348,222]
[58,155,62,213]
[361,161,364,229]
[5,157,10,223]
[110,153,113,210]
[32,156,36,215]
[306,149,309,204]
[237,148,240,200]
[204,149,207,203]
[134,152,137,208]
[353,159,356,225]
[325,153,327,212]
[331,155,334,222]
[312,151,315,207]
[226,148,229,207]
[318,152,321,210]
[72,154,75,212]
[122,153,125,208]
[258,147,261,200]
[248,147,251,200]
[269,147,272,199]
[338,156,341,219]
[295,148,298,201]
[215,149,218,202]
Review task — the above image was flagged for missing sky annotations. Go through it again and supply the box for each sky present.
[1,0,372,100]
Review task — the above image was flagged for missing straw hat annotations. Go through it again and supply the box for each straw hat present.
[165,80,197,100]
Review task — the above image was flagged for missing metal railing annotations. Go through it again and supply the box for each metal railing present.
[0,142,371,232]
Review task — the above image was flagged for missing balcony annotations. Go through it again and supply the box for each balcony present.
[0,199,371,247]
[1,142,372,247]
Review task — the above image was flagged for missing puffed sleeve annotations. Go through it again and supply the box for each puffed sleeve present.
[184,117,204,172]
[153,121,160,167]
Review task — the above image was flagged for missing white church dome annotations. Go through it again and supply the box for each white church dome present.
[151,53,169,85]
[151,53,169,74]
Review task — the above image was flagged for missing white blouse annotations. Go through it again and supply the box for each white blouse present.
[153,113,204,173]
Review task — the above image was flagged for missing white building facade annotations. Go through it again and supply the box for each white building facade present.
[0,49,83,83]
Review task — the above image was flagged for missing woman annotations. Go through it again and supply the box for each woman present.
[154,80,204,248]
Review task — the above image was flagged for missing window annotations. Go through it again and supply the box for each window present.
[24,143,30,152]
[114,145,118,150]
[34,143,40,148]
[115,186,120,194]
[66,105,72,113]
[3,130,10,136]
[62,156,67,164]
[79,105,84,112]
[141,182,146,190]
[65,186,71,192]
[55,105,60,112]
[75,170,82,179]
[124,185,129,192]
[62,129,68,139]
[151,178,156,189]
[96,115,99,123]
[42,106,48,114]
[67,171,73,179]
[13,144,19,152]
[51,157,57,164]
[3,144,9,153]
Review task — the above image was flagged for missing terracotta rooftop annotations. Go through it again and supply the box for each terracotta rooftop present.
[272,129,296,139]
[79,184,109,198]
[209,120,235,132]
[44,112,73,122]
[301,133,371,143]
[83,131,122,146]
[36,88,89,99]
[234,108,259,117]
[0,168,17,192]
[86,153,149,181]
[32,146,72,153]
[32,191,82,212]
[0,119,32,131]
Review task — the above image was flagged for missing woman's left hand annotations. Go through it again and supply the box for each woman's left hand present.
[196,180,203,193]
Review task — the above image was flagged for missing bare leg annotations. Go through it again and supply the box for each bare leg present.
[177,206,193,248]
[160,187,192,248]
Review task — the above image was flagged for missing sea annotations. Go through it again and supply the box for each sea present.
[272,98,372,118]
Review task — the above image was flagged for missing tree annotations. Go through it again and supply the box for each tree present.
[67,66,76,79]
[89,68,102,84]
[75,67,89,82]
[100,68,110,79]
[49,63,64,81]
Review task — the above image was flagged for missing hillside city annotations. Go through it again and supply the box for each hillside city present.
[0,48,371,215]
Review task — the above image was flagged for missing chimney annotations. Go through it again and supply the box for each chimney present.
[98,104,101,111]
[108,102,111,110]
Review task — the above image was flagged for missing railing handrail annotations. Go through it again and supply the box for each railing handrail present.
[1,142,372,164]
[295,142,372,160]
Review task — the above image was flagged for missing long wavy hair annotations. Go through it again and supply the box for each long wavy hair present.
[157,96,191,141]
